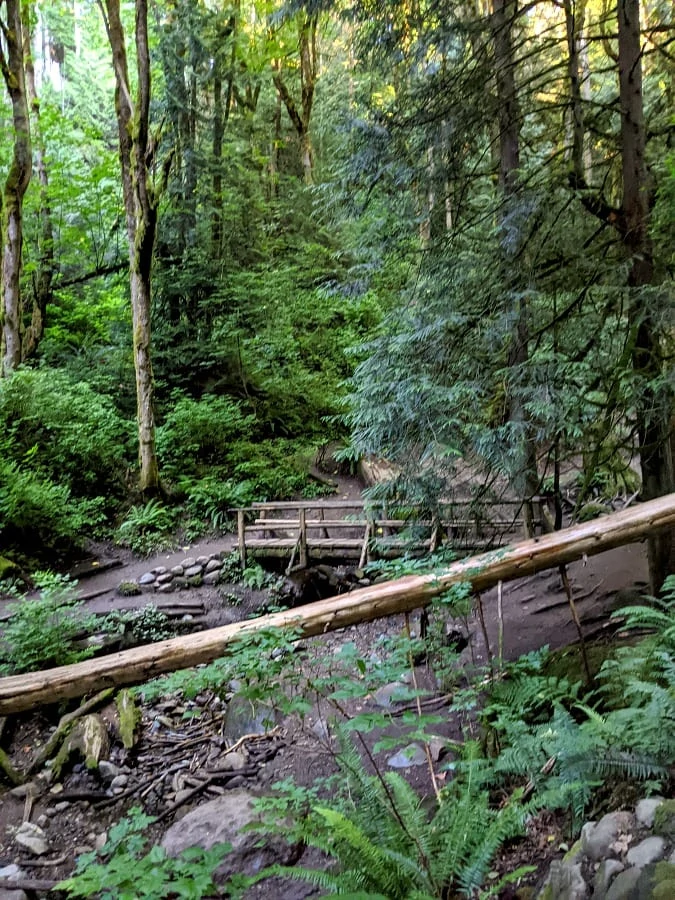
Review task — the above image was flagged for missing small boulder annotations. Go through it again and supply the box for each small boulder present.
[15,822,49,856]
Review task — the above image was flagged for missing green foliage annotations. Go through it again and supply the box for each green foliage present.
[56,807,231,899]
[116,500,176,555]
[100,605,174,645]
[157,394,255,479]
[0,574,97,675]
[0,449,107,553]
[251,744,532,898]
[0,368,131,500]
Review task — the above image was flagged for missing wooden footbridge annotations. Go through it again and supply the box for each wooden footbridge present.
[234,498,550,570]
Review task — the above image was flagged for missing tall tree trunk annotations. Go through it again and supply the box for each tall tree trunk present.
[0,0,32,377]
[100,0,168,494]
[272,12,318,186]
[21,0,55,362]
[492,0,538,534]
[618,0,673,589]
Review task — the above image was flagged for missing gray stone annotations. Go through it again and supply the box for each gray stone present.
[605,867,641,900]
[635,797,664,829]
[187,575,203,588]
[95,832,107,851]
[139,572,156,586]
[174,577,189,589]
[36,814,49,829]
[174,789,195,805]
[161,790,299,878]
[0,890,29,900]
[185,565,203,578]
[387,743,427,768]
[373,682,410,708]
[593,859,624,899]
[156,572,174,584]
[203,570,221,585]
[625,835,666,868]
[196,556,209,566]
[537,859,588,900]
[152,566,168,576]
[15,822,49,856]
[0,866,23,880]
[223,695,278,741]
[221,751,247,771]
[181,557,196,569]
[98,761,120,783]
[581,811,635,861]
[158,582,177,594]
[171,565,185,576]
[110,774,129,791]
[205,558,222,573]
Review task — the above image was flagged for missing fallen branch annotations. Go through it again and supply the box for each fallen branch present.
[0,494,674,714]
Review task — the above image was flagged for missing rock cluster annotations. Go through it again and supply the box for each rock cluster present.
[120,553,225,595]
[537,797,675,899]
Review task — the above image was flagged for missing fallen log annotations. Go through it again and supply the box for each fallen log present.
[1,494,674,714]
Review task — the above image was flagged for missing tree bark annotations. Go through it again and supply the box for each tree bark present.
[100,0,166,493]
[272,12,318,185]
[617,0,673,590]
[21,0,55,362]
[1,493,674,714]
[0,0,32,377]
[492,0,538,533]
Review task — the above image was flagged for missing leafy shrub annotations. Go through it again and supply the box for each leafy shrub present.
[251,742,532,899]
[0,451,107,554]
[180,476,254,533]
[0,573,97,674]
[157,394,255,478]
[116,500,176,555]
[57,807,231,899]
[0,368,131,499]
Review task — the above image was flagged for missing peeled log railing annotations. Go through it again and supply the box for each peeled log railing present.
[0,494,674,714]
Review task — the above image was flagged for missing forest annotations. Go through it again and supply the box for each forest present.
[0,0,674,897]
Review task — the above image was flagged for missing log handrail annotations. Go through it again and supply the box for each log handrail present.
[0,494,673,713]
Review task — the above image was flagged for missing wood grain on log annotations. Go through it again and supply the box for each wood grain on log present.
[0,494,673,714]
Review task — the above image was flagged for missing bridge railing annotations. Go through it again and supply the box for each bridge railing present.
[232,498,549,571]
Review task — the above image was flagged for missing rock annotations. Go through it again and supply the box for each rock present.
[174,577,189,589]
[181,558,196,569]
[153,566,168,576]
[110,774,129,791]
[158,582,177,594]
[139,572,156,586]
[116,581,142,597]
[0,890,28,900]
[387,743,427,768]
[161,790,300,879]
[581,811,635,861]
[635,797,664,829]
[156,572,174,584]
[373,682,410,708]
[0,865,23,880]
[653,799,675,841]
[95,832,108,851]
[537,858,588,899]
[171,565,185,576]
[225,775,248,790]
[203,570,221,585]
[625,836,666,868]
[635,861,675,899]
[187,575,203,587]
[222,751,247,771]
[174,789,195,805]
[15,822,49,856]
[604,867,641,900]
[205,558,222,573]
[223,695,278,741]
[593,859,624,898]
[36,814,49,829]
[196,556,209,566]
[185,565,203,578]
